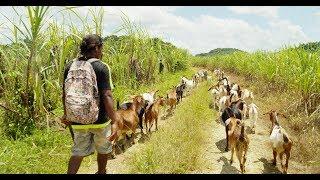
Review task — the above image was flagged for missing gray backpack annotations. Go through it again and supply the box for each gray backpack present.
[64,58,100,124]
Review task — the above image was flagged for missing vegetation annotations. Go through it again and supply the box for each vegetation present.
[195,48,245,57]
[0,6,190,140]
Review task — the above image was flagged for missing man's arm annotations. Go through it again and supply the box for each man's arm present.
[102,89,117,123]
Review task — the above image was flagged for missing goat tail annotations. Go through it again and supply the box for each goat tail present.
[116,99,120,110]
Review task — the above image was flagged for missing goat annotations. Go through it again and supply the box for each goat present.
[116,97,148,135]
[197,70,205,81]
[213,68,222,79]
[193,74,200,87]
[248,103,258,134]
[263,110,287,135]
[208,85,221,109]
[181,76,195,95]
[166,87,178,115]
[264,110,292,174]
[227,117,250,174]
[144,97,165,133]
[176,82,186,103]
[142,90,159,105]
[240,89,254,101]
[108,95,145,157]
[221,98,246,151]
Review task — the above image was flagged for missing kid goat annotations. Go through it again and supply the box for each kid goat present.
[263,110,292,174]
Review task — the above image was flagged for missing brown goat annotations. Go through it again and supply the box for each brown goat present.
[144,97,165,133]
[264,110,292,174]
[166,87,178,115]
[227,117,250,174]
[108,95,145,157]
[263,110,287,135]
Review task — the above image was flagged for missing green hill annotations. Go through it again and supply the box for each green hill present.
[295,41,320,52]
[195,48,245,57]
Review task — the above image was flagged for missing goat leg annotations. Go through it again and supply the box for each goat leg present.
[155,117,158,131]
[243,144,249,173]
[230,147,234,164]
[280,152,285,173]
[272,149,277,166]
[236,150,243,173]
[149,121,153,133]
[284,151,290,174]
[225,126,229,152]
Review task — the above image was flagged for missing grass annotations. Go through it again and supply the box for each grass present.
[0,129,71,174]
[0,68,195,174]
[126,82,213,173]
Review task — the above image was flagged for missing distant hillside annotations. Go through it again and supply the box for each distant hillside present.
[296,41,320,52]
[195,48,245,57]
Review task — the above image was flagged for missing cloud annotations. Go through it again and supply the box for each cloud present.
[228,6,280,19]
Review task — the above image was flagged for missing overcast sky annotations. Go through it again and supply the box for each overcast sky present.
[0,6,319,55]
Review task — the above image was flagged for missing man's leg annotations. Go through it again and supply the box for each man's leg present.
[69,129,95,174]
[97,153,108,174]
[93,126,113,174]
[67,156,84,174]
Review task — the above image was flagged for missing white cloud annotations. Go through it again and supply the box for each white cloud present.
[228,6,280,19]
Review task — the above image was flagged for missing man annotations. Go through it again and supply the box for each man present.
[61,34,117,174]
[159,59,164,74]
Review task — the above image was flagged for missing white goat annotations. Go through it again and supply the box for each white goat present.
[248,103,258,133]
[181,77,195,95]
[142,90,158,108]
[240,89,254,101]
[270,123,292,174]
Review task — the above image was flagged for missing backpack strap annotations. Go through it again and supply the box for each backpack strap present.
[87,58,100,64]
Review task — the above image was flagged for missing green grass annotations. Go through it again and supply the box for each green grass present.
[0,69,195,174]
[127,82,213,173]
[0,129,71,173]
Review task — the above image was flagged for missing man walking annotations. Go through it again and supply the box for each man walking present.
[61,34,117,174]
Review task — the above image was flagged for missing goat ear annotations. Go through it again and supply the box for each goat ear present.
[262,110,272,115]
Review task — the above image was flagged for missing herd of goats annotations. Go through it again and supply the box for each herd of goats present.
[107,68,293,174]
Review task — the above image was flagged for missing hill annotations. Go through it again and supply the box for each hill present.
[296,41,320,52]
[195,48,245,57]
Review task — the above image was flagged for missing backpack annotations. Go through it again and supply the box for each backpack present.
[64,58,100,124]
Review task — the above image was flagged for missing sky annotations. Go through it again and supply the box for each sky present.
[0,6,319,55]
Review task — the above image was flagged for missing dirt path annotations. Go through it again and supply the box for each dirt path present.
[192,72,314,174]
